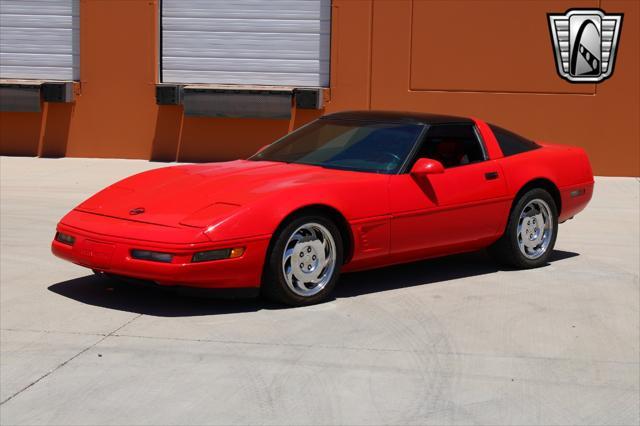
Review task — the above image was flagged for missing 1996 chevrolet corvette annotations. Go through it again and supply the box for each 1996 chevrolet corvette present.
[53,111,594,305]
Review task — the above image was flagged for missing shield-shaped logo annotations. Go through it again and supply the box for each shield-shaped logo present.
[548,9,623,83]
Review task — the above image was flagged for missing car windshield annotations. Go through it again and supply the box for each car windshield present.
[249,119,424,174]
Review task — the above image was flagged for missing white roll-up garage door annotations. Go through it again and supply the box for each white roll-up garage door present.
[0,0,79,81]
[161,0,330,87]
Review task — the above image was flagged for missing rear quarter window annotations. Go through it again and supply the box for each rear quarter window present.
[489,124,540,157]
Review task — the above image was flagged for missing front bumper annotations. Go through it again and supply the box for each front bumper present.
[52,220,270,289]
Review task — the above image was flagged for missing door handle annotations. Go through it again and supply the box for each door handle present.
[485,171,499,180]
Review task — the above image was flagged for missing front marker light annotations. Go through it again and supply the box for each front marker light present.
[131,250,173,263]
[55,232,75,245]
[229,247,245,258]
[192,247,245,263]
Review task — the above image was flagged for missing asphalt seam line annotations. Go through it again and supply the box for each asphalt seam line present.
[1,328,107,337]
[110,332,639,366]
[0,314,142,406]
[3,328,638,366]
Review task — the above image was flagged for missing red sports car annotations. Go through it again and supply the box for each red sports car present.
[52,111,594,305]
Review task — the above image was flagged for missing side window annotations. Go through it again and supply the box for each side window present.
[413,124,486,169]
[489,124,540,157]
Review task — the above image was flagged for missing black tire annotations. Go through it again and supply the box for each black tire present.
[262,214,343,306]
[488,188,558,269]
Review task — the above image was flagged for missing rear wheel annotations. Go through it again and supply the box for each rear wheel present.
[489,188,558,268]
[262,214,343,306]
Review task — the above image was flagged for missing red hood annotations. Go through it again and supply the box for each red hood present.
[75,160,365,228]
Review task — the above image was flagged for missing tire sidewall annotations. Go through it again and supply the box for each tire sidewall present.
[507,189,558,268]
[264,214,343,306]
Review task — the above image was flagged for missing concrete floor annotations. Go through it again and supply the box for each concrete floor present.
[0,156,638,426]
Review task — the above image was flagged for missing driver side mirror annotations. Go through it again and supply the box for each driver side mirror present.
[410,158,444,176]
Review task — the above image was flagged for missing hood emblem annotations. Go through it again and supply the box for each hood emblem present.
[129,207,145,215]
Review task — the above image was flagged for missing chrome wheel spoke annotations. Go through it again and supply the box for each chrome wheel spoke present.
[533,213,544,227]
[285,265,294,284]
[321,257,331,269]
[523,237,538,249]
[283,247,295,264]
[308,276,322,285]
[289,234,304,246]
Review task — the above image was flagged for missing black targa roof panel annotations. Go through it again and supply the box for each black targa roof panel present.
[321,110,473,125]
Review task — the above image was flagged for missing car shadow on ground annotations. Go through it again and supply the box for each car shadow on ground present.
[48,249,578,317]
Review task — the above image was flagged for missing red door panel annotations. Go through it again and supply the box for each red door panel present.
[389,160,509,255]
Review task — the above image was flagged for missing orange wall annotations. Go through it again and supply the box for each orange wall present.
[0,0,638,176]
[368,0,639,177]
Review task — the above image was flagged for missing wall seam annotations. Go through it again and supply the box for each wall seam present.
[367,0,374,110]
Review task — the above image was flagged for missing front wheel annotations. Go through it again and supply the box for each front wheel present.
[489,188,558,269]
[262,215,343,306]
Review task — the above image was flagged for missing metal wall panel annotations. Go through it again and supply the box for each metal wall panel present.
[183,89,292,118]
[0,85,41,111]
[0,0,79,81]
[162,0,330,87]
